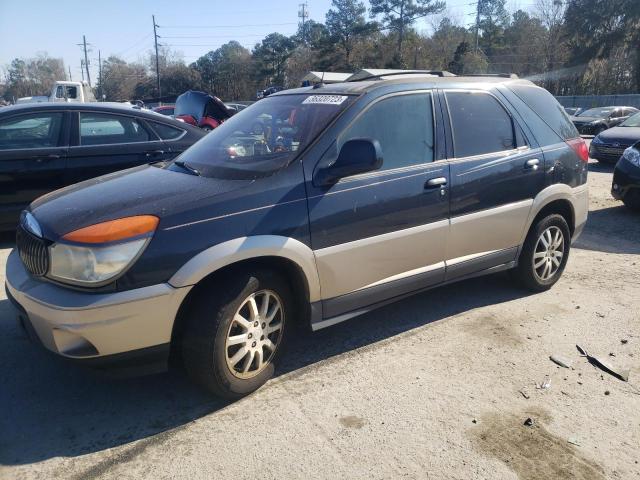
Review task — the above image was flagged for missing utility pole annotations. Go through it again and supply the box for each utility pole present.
[474,0,481,53]
[153,15,161,102]
[98,50,103,101]
[80,35,91,86]
[68,66,72,82]
[80,60,85,82]
[298,3,308,43]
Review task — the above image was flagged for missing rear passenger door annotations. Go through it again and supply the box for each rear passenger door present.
[442,89,543,279]
[306,91,449,318]
[66,111,166,184]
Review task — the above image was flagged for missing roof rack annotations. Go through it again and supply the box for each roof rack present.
[348,70,456,82]
[459,73,519,79]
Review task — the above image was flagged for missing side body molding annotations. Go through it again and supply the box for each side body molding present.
[168,236,322,303]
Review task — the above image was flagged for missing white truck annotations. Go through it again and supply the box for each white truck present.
[16,81,96,104]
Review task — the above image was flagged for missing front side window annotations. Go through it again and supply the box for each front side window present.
[80,113,150,145]
[0,112,64,150]
[173,93,355,179]
[446,91,515,158]
[338,93,434,171]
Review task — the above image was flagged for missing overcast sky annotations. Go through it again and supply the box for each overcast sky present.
[0,0,535,82]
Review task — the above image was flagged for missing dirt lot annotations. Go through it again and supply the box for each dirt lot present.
[1,151,639,480]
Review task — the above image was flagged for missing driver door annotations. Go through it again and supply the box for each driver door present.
[305,91,449,319]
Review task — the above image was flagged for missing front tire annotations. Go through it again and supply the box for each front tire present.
[181,269,291,399]
[512,214,571,291]
[622,190,640,212]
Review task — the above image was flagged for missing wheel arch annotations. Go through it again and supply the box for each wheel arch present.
[521,185,577,246]
[168,236,320,362]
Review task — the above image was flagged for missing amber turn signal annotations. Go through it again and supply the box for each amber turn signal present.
[62,215,159,244]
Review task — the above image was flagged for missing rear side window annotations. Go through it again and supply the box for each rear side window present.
[80,113,150,146]
[338,93,435,171]
[0,112,64,149]
[446,91,515,158]
[509,84,578,140]
[149,121,184,140]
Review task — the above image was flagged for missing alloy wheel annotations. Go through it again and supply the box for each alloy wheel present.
[532,226,565,281]
[224,289,284,379]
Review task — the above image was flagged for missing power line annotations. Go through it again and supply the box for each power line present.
[158,22,297,29]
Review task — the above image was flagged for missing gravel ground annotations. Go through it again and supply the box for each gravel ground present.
[1,148,639,480]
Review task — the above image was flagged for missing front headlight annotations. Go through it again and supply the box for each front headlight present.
[622,146,640,167]
[48,215,158,286]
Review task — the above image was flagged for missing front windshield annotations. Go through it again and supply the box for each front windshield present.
[620,112,640,127]
[578,107,614,117]
[173,93,354,179]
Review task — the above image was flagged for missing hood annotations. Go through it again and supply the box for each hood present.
[571,116,600,123]
[29,164,253,240]
[595,126,640,146]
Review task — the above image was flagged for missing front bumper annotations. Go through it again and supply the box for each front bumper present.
[5,249,191,371]
[612,159,640,200]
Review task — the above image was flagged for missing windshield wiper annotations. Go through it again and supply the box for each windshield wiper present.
[174,160,201,176]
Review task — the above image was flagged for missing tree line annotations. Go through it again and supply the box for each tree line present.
[1,0,638,103]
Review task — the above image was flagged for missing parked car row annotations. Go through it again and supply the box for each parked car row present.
[0,102,206,231]
[569,106,638,136]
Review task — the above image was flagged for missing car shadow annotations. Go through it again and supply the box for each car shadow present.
[0,272,530,466]
[0,231,14,249]
[588,160,615,173]
[574,205,640,255]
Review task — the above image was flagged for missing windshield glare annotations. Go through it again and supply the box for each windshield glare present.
[174,94,353,179]
[578,107,614,117]
[620,112,640,127]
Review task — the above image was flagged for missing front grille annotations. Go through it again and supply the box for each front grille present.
[16,225,49,277]
[592,144,627,156]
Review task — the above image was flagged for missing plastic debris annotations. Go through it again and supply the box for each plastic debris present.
[536,376,551,389]
[550,354,572,368]
[524,418,534,427]
[576,345,629,382]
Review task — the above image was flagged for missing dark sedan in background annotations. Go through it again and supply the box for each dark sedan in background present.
[571,106,638,136]
[0,102,205,231]
[611,142,640,211]
[590,112,640,163]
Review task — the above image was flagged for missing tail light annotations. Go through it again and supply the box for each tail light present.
[566,137,589,162]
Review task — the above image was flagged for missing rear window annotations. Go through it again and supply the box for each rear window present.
[150,122,184,140]
[509,84,578,140]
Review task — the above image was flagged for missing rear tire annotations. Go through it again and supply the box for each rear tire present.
[181,269,292,399]
[512,214,571,291]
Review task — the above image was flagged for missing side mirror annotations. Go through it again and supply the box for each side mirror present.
[316,138,382,186]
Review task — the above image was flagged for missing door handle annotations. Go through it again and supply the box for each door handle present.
[145,150,165,158]
[32,154,61,163]
[525,158,540,170]
[425,177,447,188]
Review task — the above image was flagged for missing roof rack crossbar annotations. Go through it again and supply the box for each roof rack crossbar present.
[348,70,456,82]
[458,73,519,79]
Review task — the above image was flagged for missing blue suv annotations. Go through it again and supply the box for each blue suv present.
[6,72,589,398]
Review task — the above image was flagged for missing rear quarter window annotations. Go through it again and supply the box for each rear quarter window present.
[509,84,578,141]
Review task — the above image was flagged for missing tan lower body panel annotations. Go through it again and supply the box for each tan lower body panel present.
[314,219,448,300]
[446,199,533,262]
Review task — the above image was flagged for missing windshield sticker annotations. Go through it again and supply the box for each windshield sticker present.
[302,95,348,105]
